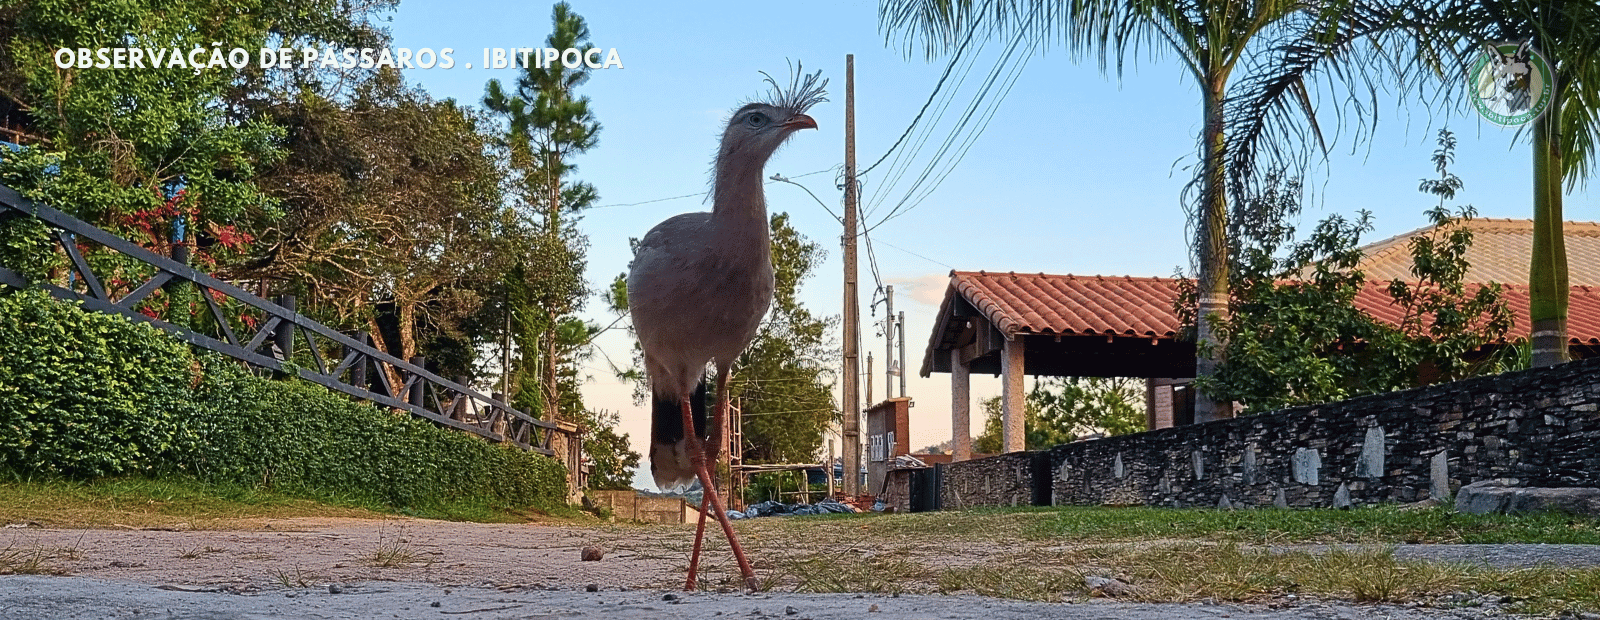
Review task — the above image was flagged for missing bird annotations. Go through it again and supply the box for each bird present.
[626,66,826,591]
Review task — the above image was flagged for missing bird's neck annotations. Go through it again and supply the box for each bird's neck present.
[711,155,770,233]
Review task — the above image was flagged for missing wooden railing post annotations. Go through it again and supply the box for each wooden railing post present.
[273,294,295,361]
[452,376,470,421]
[350,332,370,391]
[408,355,427,407]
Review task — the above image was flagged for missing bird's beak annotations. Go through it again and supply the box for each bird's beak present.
[783,114,818,131]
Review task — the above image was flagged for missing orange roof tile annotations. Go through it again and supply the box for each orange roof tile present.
[1354,219,1600,286]
[939,271,1600,345]
[950,271,1184,338]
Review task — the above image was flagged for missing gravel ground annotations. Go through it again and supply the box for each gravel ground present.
[0,575,1540,620]
[1,517,1595,619]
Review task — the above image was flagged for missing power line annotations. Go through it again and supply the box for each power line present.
[863,19,1040,236]
[589,166,838,210]
[858,0,991,179]
[876,238,954,270]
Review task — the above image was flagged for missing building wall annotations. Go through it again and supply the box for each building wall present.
[941,356,1600,510]
[588,490,696,524]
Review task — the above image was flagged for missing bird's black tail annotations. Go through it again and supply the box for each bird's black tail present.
[650,378,707,491]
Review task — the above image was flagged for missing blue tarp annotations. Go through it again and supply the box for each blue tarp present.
[726,499,857,520]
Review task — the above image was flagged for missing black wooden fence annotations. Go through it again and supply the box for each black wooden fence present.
[0,184,578,467]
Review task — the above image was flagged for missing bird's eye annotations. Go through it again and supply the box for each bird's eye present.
[747,112,767,126]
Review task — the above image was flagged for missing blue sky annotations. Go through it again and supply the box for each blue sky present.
[388,0,1595,488]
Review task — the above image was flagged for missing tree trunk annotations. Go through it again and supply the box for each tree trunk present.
[1529,107,1569,367]
[1194,78,1232,423]
[543,148,564,422]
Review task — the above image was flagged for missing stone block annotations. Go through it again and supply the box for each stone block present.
[1243,444,1257,485]
[1455,480,1600,516]
[1192,450,1204,481]
[1293,448,1320,486]
[1357,426,1385,478]
[1333,482,1352,509]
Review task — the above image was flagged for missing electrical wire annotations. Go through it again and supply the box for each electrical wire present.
[589,166,838,210]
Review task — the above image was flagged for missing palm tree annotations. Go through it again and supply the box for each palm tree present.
[880,0,1398,421]
[1438,3,1599,366]
[1234,2,1600,367]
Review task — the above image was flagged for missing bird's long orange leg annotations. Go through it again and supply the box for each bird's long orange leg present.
[681,397,758,591]
[685,493,710,590]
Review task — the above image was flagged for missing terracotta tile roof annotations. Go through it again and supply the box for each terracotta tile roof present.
[1354,219,1600,286]
[950,271,1184,338]
[940,270,1600,345]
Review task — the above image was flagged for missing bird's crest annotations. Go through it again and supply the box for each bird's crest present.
[757,62,828,113]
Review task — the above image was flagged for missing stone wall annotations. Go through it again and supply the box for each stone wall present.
[942,451,1047,509]
[1044,356,1600,509]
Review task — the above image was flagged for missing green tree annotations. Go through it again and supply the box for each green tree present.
[1424,2,1600,366]
[1186,131,1514,412]
[0,0,291,286]
[975,378,1144,453]
[482,2,601,421]
[245,71,507,378]
[880,0,1412,422]
[1230,1,1600,367]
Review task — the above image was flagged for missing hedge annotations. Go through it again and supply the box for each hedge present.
[0,288,566,511]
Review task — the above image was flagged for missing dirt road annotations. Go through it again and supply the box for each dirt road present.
[0,515,1586,619]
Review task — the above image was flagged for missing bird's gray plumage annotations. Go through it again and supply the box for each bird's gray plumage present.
[628,68,826,490]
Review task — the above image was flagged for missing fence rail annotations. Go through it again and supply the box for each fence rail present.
[0,184,577,465]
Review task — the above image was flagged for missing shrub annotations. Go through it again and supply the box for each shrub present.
[0,289,200,477]
[187,357,567,511]
[0,287,567,512]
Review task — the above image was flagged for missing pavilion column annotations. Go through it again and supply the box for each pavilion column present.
[950,347,971,461]
[1001,335,1025,453]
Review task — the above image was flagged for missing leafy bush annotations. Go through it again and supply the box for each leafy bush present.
[0,287,566,512]
[0,289,200,477]
[187,359,567,511]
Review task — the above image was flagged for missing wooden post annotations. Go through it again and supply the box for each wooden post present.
[273,294,296,361]
[351,332,370,392]
[408,355,426,407]
[453,376,470,420]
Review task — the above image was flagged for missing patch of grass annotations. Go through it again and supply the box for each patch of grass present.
[362,523,427,568]
[937,564,1083,601]
[177,545,224,559]
[782,550,930,594]
[270,565,322,589]
[921,541,1600,614]
[1026,504,1600,545]
[0,541,76,575]
[0,476,584,529]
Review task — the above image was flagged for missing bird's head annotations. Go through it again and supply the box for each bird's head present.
[717,65,827,166]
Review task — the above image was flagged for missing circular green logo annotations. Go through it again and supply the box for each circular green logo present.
[1470,41,1553,126]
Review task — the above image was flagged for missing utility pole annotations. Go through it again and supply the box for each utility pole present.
[885,285,895,400]
[898,311,907,398]
[841,54,861,497]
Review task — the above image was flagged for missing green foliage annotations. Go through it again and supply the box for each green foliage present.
[1184,132,1514,413]
[0,289,200,477]
[974,377,1144,453]
[0,290,566,511]
[732,213,837,464]
[188,359,566,511]
[3,0,286,228]
[575,409,640,491]
[478,3,601,423]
